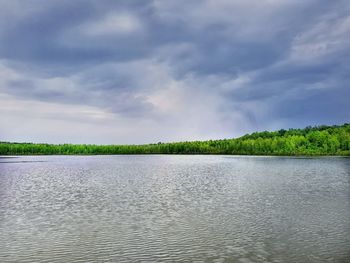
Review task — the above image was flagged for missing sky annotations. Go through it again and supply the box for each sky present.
[0,0,349,144]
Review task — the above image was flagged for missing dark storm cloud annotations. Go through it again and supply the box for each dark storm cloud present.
[0,1,153,65]
[0,0,349,143]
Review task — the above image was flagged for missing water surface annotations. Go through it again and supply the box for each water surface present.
[0,155,349,262]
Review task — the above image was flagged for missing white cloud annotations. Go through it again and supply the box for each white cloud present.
[0,58,261,143]
[80,12,142,37]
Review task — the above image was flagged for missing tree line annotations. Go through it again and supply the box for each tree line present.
[1,124,349,156]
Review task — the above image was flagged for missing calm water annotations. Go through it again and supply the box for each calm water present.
[0,155,349,262]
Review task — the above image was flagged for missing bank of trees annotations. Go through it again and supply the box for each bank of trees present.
[1,124,349,156]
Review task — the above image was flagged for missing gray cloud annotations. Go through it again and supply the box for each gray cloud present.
[0,0,349,143]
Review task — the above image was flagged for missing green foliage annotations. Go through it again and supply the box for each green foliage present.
[1,124,349,156]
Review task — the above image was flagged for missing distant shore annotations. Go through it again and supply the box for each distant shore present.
[1,124,349,156]
[1,154,349,157]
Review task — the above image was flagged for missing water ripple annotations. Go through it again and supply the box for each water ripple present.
[0,155,349,262]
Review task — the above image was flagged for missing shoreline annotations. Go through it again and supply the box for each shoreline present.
[1,154,349,157]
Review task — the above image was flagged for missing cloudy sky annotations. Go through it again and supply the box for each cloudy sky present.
[0,0,349,144]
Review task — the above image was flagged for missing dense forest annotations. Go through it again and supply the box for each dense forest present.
[1,124,350,156]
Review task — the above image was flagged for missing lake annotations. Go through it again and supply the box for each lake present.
[0,155,349,262]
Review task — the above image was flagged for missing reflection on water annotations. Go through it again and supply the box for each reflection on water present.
[0,155,349,262]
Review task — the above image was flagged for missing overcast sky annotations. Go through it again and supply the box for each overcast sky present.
[0,0,349,144]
